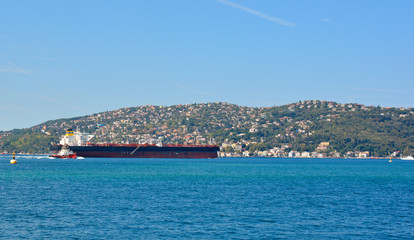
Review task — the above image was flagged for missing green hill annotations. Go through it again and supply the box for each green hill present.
[1,101,413,157]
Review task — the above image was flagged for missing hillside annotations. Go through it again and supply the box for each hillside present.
[1,101,413,157]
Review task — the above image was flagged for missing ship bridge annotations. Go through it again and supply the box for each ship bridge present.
[59,128,94,146]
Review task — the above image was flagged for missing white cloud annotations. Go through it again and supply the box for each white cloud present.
[322,18,331,22]
[0,103,31,113]
[176,83,213,96]
[0,60,31,75]
[37,96,54,102]
[217,0,296,27]
[348,87,414,94]
[36,95,87,111]
[28,56,60,61]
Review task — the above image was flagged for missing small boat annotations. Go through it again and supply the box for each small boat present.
[401,156,414,160]
[49,146,77,159]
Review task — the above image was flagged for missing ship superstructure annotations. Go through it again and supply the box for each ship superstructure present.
[59,128,94,146]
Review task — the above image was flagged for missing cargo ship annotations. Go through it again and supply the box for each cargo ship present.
[50,129,220,158]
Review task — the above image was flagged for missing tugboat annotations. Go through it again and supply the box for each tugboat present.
[49,145,77,159]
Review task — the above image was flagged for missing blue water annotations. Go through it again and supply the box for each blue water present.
[0,156,413,239]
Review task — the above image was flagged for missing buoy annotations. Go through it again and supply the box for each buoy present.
[388,160,392,163]
[10,151,17,164]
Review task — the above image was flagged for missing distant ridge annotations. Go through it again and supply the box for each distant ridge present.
[1,100,413,157]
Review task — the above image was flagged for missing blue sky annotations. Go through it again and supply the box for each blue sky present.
[0,0,413,131]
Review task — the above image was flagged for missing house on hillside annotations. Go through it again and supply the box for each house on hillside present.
[316,142,330,151]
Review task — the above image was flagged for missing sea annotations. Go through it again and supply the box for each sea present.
[0,156,413,239]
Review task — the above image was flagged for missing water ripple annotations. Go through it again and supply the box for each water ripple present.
[0,157,413,239]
